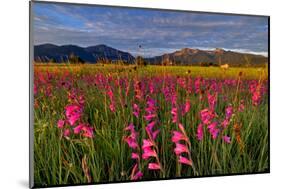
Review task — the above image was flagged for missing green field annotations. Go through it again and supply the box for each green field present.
[33,64,269,187]
[34,64,268,79]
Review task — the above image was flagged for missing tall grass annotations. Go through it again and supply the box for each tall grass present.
[33,64,268,187]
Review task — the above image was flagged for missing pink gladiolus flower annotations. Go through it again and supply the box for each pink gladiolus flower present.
[144,114,157,121]
[68,114,80,126]
[207,93,217,110]
[152,129,160,140]
[57,119,64,128]
[65,104,82,126]
[238,100,245,112]
[142,147,157,159]
[207,122,219,139]
[149,82,155,94]
[200,109,215,125]
[131,153,140,159]
[174,143,189,155]
[77,95,85,105]
[222,135,231,144]
[148,163,161,170]
[73,124,84,134]
[107,88,116,112]
[252,91,261,106]
[194,77,201,94]
[82,126,94,138]
[142,139,154,149]
[124,123,139,149]
[134,80,142,101]
[124,123,134,132]
[171,107,178,123]
[178,156,192,166]
[124,137,138,149]
[178,123,187,135]
[132,103,140,118]
[221,105,233,129]
[221,119,230,128]
[146,121,156,133]
[109,103,115,112]
[196,123,204,141]
[172,131,187,143]
[132,171,143,180]
[147,97,156,107]
[107,88,113,98]
[225,106,233,120]
[183,100,191,114]
[64,129,70,137]
[65,104,82,117]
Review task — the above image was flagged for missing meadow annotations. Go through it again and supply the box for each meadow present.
[33,64,269,187]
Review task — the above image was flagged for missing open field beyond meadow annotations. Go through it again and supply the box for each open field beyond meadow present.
[33,64,269,187]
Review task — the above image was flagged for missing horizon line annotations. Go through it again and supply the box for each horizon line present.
[34,43,268,58]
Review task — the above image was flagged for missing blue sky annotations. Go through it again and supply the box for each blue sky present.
[33,2,268,57]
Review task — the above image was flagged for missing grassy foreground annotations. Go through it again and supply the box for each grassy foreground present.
[33,64,269,187]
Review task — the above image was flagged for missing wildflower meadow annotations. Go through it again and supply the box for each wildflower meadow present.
[33,64,269,187]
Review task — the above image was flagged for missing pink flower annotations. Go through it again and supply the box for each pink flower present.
[63,129,70,137]
[200,108,215,125]
[73,124,84,134]
[174,143,189,155]
[152,129,160,140]
[196,123,204,141]
[222,135,231,144]
[65,104,82,126]
[252,91,261,106]
[144,114,157,121]
[171,107,178,123]
[178,123,186,135]
[79,126,94,138]
[194,77,201,94]
[132,103,140,118]
[65,104,81,117]
[124,137,138,149]
[149,82,155,94]
[130,163,142,180]
[225,106,233,120]
[142,147,157,159]
[183,100,191,114]
[131,153,140,159]
[178,156,192,166]
[134,80,142,101]
[221,119,230,128]
[142,140,156,159]
[147,97,156,107]
[57,119,64,128]
[124,123,139,149]
[146,121,156,133]
[207,122,219,139]
[207,93,217,110]
[172,131,187,143]
[109,103,115,112]
[68,114,80,126]
[132,171,143,180]
[148,163,161,170]
[124,123,134,132]
[142,139,154,149]
[238,100,245,112]
[107,88,113,98]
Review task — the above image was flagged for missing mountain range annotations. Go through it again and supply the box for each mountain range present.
[34,44,268,66]
[146,48,267,66]
[34,44,135,63]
